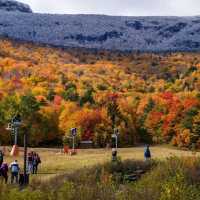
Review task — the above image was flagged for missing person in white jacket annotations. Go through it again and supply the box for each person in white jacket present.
[9,160,20,184]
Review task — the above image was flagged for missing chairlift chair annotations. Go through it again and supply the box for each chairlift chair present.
[6,123,12,130]
[13,121,22,127]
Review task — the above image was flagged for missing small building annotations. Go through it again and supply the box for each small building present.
[80,140,93,149]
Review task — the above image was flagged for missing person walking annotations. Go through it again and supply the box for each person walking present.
[0,150,4,167]
[28,152,33,174]
[0,162,8,183]
[32,152,37,174]
[33,153,41,174]
[144,145,151,161]
[112,148,117,161]
[9,160,20,184]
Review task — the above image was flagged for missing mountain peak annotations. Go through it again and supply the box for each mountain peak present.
[0,0,32,13]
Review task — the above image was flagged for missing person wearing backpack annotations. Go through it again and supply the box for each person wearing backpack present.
[33,153,41,174]
[0,150,4,167]
[9,160,20,184]
[144,145,151,161]
[0,163,8,183]
[28,152,33,174]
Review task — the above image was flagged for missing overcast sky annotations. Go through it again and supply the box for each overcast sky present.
[19,0,200,16]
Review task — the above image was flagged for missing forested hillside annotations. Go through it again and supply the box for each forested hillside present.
[0,38,200,148]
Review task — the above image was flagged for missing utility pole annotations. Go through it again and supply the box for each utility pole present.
[7,114,22,156]
[6,114,29,185]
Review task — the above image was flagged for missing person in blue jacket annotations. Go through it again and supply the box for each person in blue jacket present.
[144,145,151,161]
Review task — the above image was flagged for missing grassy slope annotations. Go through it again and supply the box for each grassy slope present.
[1,147,200,200]
[2,146,198,181]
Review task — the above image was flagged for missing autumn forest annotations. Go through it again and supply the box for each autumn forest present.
[0,38,200,149]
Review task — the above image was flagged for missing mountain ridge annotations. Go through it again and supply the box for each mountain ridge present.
[0,1,200,52]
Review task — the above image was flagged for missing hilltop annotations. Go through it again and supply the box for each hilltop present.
[0,1,200,52]
[0,0,32,13]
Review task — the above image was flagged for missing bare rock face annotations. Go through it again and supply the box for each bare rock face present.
[0,0,32,13]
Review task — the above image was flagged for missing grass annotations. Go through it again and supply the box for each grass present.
[1,155,200,200]
[2,145,199,182]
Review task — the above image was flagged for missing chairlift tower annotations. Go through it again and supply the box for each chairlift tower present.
[6,114,29,185]
[6,114,22,156]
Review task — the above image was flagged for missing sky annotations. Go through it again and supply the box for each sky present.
[19,0,200,16]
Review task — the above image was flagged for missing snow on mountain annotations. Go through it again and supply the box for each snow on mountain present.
[0,1,200,51]
[0,0,32,13]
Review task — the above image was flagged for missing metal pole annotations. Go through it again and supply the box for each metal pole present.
[24,130,28,185]
[72,136,75,151]
[116,135,118,150]
[14,127,18,145]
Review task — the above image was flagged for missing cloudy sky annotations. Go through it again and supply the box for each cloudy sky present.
[20,0,200,16]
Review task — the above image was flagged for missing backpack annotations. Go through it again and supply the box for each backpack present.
[0,152,3,161]
[11,163,19,173]
[144,148,151,158]
[1,163,8,172]
[37,157,41,164]
[0,163,8,175]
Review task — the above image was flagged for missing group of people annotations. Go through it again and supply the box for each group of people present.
[0,151,19,184]
[0,150,41,184]
[28,152,41,174]
[0,159,20,184]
